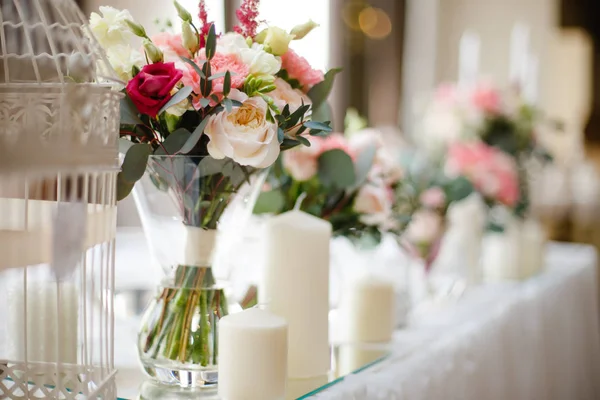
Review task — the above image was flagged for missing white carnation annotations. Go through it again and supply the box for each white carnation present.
[217,33,281,77]
[105,45,144,81]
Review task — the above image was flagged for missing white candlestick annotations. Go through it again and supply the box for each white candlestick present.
[7,282,78,364]
[260,210,331,378]
[218,308,288,400]
[458,30,480,87]
[509,23,530,86]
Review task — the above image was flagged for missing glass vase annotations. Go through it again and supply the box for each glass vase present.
[132,155,264,388]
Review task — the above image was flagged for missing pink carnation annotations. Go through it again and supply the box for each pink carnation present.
[181,53,249,108]
[471,82,501,114]
[151,32,189,59]
[446,142,519,207]
[281,49,324,91]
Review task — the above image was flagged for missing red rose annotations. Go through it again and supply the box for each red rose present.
[126,62,183,117]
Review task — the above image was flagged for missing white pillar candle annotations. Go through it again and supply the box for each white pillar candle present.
[260,210,331,378]
[337,276,394,376]
[338,276,395,343]
[286,375,329,400]
[482,222,521,281]
[7,282,78,364]
[458,30,480,87]
[518,218,546,277]
[218,308,288,400]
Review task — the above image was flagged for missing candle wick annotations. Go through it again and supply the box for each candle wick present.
[294,192,307,211]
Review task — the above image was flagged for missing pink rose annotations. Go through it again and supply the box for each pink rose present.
[319,133,355,158]
[269,78,312,113]
[281,49,324,91]
[126,62,183,117]
[446,142,519,207]
[353,181,394,229]
[349,129,403,185]
[420,187,446,209]
[471,82,501,114]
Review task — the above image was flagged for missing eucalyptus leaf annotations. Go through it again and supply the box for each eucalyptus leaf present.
[208,71,234,81]
[180,56,205,79]
[197,156,229,177]
[116,172,135,201]
[303,120,332,132]
[254,190,285,214]
[223,98,233,113]
[157,86,193,115]
[200,61,212,97]
[230,99,243,107]
[446,176,475,203]
[310,101,333,125]
[121,143,151,183]
[223,71,231,96]
[120,96,143,125]
[205,24,217,60]
[318,149,356,189]
[154,128,191,155]
[179,118,209,154]
[353,143,377,188]
[199,98,211,108]
[118,138,134,154]
[281,138,301,150]
[307,68,342,111]
[277,127,284,144]
[296,135,311,147]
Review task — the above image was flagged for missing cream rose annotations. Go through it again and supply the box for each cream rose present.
[405,209,444,244]
[204,90,280,168]
[89,6,134,48]
[353,181,394,228]
[282,138,322,181]
[270,78,312,113]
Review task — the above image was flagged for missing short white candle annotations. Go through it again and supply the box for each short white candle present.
[519,218,546,277]
[337,276,394,375]
[7,282,78,364]
[218,308,288,400]
[260,210,331,378]
[338,276,395,343]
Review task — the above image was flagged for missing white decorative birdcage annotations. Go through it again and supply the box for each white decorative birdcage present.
[0,0,122,398]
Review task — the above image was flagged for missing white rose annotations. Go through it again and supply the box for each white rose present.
[204,90,280,168]
[105,45,144,81]
[354,182,393,228]
[269,78,311,113]
[89,6,135,49]
[217,33,281,76]
[282,138,322,181]
[405,210,444,244]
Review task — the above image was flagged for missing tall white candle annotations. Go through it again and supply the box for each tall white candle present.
[458,30,480,87]
[260,210,331,378]
[523,54,539,104]
[509,23,530,86]
[337,276,394,375]
[218,308,287,400]
[7,282,78,364]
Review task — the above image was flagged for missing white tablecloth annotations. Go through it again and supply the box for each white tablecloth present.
[312,242,600,400]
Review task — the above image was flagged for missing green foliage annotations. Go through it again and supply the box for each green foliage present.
[158,86,193,115]
[205,24,217,60]
[310,101,333,125]
[179,118,210,154]
[244,75,276,96]
[120,96,143,125]
[318,149,356,189]
[154,128,191,155]
[345,108,368,134]
[444,176,474,203]
[254,190,285,214]
[308,68,342,111]
[223,71,231,96]
[121,143,151,183]
[180,57,205,79]
[200,61,212,97]
[353,143,377,189]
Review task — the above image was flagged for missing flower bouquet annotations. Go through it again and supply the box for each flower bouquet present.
[417,80,557,229]
[90,0,337,386]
